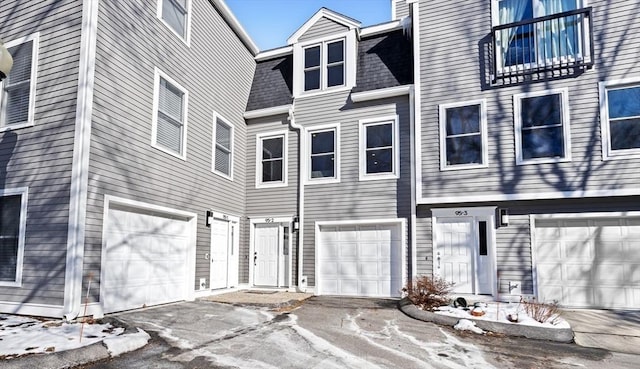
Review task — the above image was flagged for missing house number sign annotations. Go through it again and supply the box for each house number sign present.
[264,218,274,223]
[454,210,468,216]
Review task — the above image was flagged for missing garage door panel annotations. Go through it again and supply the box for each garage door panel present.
[535,217,640,309]
[318,223,402,297]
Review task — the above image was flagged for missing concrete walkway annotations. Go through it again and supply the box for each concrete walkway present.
[201,290,313,310]
[562,309,640,355]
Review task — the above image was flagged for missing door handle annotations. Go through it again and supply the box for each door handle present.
[253,251,257,266]
[437,251,441,269]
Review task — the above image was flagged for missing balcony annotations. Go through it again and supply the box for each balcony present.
[492,7,593,84]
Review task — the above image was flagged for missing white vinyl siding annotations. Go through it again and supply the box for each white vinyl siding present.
[307,124,340,184]
[256,131,288,188]
[514,88,571,165]
[359,116,400,180]
[157,0,192,45]
[439,100,488,171]
[0,34,38,130]
[213,113,234,180]
[0,188,27,287]
[152,68,188,159]
[599,78,640,161]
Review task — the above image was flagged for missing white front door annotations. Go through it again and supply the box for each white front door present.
[254,224,279,286]
[209,216,239,290]
[435,215,494,295]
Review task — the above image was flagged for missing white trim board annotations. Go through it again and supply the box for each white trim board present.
[64,0,99,321]
[244,105,291,119]
[287,8,360,45]
[255,47,292,61]
[0,187,28,288]
[0,302,64,318]
[351,85,412,103]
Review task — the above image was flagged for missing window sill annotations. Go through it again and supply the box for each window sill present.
[440,163,488,172]
[305,177,340,185]
[0,122,34,132]
[0,281,22,288]
[152,143,187,161]
[359,172,399,181]
[603,150,640,161]
[296,86,351,100]
[516,156,571,166]
[256,181,288,189]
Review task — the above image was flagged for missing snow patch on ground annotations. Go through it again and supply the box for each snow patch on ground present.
[103,328,150,357]
[0,314,124,358]
[454,319,484,334]
[435,302,570,329]
[136,321,194,349]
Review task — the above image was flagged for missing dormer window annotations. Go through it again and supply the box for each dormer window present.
[303,39,345,92]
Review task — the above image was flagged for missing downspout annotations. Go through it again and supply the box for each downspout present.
[409,86,417,282]
[287,105,306,292]
[409,0,421,281]
[64,0,99,321]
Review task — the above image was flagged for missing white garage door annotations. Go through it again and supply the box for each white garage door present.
[534,217,640,309]
[318,223,402,297]
[102,206,191,313]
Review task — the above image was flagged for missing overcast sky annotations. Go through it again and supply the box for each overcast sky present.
[226,0,392,51]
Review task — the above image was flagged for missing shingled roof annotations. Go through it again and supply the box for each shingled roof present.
[245,54,293,112]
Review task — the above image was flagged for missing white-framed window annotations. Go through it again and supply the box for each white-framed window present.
[0,188,27,287]
[157,0,192,45]
[303,38,345,92]
[151,68,188,159]
[599,78,640,161]
[514,88,571,165]
[359,116,399,180]
[293,32,356,97]
[492,0,587,71]
[212,113,234,180]
[307,124,340,184]
[256,131,288,188]
[439,100,488,171]
[0,33,39,130]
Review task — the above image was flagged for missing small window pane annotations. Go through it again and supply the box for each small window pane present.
[311,131,334,154]
[262,137,283,160]
[366,148,392,174]
[159,79,184,121]
[263,160,283,182]
[262,136,284,183]
[0,195,21,282]
[608,87,640,119]
[4,87,30,125]
[215,120,232,176]
[311,154,335,178]
[215,147,231,174]
[446,106,480,135]
[327,65,344,87]
[521,94,561,128]
[479,221,487,256]
[3,41,33,126]
[6,42,32,84]
[367,123,393,148]
[216,121,232,149]
[156,113,183,153]
[162,0,186,38]
[304,69,320,91]
[304,46,320,68]
[521,126,564,159]
[610,118,640,150]
[446,136,482,165]
[327,41,344,64]
[155,78,184,155]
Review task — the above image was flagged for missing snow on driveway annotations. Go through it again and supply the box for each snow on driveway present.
[0,314,148,359]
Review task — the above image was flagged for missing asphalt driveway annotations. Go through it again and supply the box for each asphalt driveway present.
[74,297,637,369]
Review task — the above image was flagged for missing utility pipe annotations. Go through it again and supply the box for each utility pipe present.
[288,105,306,292]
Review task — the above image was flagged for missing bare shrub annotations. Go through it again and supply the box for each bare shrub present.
[403,275,453,311]
[521,297,561,324]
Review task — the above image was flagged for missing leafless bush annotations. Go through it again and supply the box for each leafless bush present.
[521,297,561,324]
[403,275,453,311]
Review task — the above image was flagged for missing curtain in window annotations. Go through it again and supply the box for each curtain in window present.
[498,0,528,67]
[537,0,578,62]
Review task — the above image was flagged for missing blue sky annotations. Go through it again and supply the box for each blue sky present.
[226,0,392,51]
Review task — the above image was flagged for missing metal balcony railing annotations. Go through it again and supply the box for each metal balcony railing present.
[492,7,594,83]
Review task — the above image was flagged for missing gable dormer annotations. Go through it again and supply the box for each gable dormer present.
[288,8,360,98]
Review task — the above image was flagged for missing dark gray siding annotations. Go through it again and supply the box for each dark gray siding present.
[298,16,350,42]
[295,91,412,288]
[393,0,410,19]
[246,55,293,111]
[353,30,413,93]
[83,0,255,301]
[418,0,640,200]
[0,0,82,306]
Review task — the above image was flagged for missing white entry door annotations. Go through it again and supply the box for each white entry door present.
[210,218,238,290]
[435,217,493,295]
[254,224,279,286]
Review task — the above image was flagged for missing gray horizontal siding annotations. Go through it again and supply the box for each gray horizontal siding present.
[294,91,412,288]
[393,0,410,19]
[0,0,82,306]
[83,0,255,301]
[298,16,350,42]
[418,0,640,201]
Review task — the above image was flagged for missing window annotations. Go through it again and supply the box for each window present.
[213,115,233,179]
[439,100,488,170]
[0,189,26,287]
[599,79,640,160]
[256,131,288,188]
[157,0,191,43]
[514,88,571,164]
[359,116,399,180]
[0,34,38,130]
[152,69,188,159]
[308,125,339,183]
[303,39,345,92]
[495,0,584,69]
